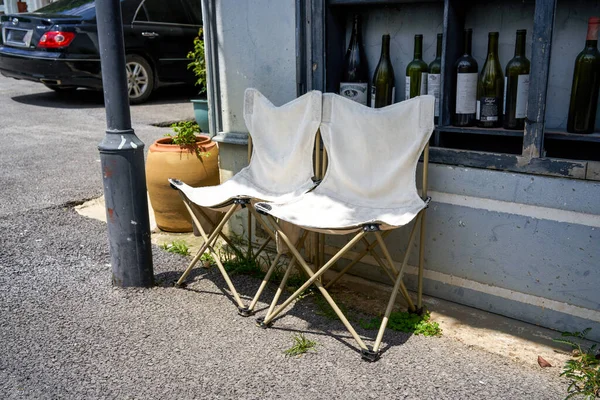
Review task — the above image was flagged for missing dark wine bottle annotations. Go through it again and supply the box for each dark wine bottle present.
[428,33,442,124]
[405,34,428,100]
[340,15,369,106]
[453,29,478,127]
[371,34,395,108]
[567,17,600,134]
[504,29,530,130]
[477,32,504,128]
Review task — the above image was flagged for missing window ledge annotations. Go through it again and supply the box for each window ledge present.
[212,132,248,146]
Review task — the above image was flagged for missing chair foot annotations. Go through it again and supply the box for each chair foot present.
[174,281,187,289]
[238,306,254,317]
[255,317,272,329]
[409,307,425,316]
[360,347,380,362]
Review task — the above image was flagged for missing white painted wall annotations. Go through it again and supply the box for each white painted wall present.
[214,0,296,134]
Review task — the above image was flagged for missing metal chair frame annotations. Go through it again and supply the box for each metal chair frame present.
[255,143,431,362]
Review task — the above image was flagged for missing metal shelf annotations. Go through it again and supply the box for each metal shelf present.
[328,0,441,5]
[544,129,600,143]
[437,126,524,137]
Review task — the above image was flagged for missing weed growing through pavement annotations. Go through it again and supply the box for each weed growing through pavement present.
[359,310,442,337]
[160,240,190,256]
[283,333,318,357]
[553,328,600,400]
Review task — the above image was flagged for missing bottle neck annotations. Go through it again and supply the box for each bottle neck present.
[351,16,362,45]
[381,35,390,58]
[436,34,442,59]
[463,30,472,56]
[487,33,499,57]
[515,31,526,57]
[413,35,423,59]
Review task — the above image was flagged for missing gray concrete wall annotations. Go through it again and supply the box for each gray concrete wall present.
[214,0,297,135]
[213,0,600,340]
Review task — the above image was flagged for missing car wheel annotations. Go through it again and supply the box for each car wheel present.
[126,54,154,104]
[45,85,78,93]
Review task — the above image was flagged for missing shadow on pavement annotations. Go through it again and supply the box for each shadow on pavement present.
[11,84,198,109]
[155,265,413,359]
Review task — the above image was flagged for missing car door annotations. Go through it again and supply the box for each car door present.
[130,0,200,84]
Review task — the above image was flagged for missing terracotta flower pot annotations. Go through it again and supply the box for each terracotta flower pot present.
[146,135,220,232]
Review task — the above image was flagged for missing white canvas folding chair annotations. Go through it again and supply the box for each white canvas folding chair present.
[254,93,435,361]
[169,88,322,315]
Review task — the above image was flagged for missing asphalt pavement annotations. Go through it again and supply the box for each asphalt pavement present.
[0,76,567,399]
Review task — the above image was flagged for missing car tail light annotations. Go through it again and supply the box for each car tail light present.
[38,31,76,48]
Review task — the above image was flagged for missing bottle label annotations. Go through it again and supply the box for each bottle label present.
[503,76,507,115]
[515,74,530,119]
[427,73,440,117]
[456,72,478,114]
[340,82,368,106]
[476,100,480,120]
[420,72,428,96]
[405,77,411,100]
[479,97,499,121]
[370,86,376,108]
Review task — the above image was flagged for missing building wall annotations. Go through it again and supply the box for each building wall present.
[213,1,600,341]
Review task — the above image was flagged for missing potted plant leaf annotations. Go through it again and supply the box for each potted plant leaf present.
[187,28,210,133]
[145,121,220,232]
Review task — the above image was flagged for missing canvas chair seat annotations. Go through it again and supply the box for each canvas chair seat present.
[169,88,322,315]
[254,93,435,361]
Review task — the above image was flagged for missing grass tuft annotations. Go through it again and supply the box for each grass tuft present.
[359,310,442,337]
[160,240,190,256]
[283,333,318,357]
[554,328,600,400]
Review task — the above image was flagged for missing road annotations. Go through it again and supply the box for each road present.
[0,76,567,399]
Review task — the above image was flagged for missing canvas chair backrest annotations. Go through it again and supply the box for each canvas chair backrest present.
[243,88,322,195]
[318,94,435,208]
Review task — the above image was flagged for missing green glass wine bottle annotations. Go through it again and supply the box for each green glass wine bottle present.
[406,34,428,100]
[453,29,478,127]
[477,32,504,128]
[504,29,530,130]
[371,34,395,108]
[428,33,442,124]
[567,17,600,134]
[339,15,369,106]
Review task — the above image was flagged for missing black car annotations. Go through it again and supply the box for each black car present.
[0,0,202,104]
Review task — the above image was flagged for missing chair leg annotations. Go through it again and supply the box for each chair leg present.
[259,216,369,351]
[417,210,427,311]
[259,255,297,324]
[175,202,237,286]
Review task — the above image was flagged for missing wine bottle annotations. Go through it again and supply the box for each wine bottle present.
[477,32,504,128]
[405,34,428,100]
[428,33,442,124]
[453,29,478,127]
[371,34,395,108]
[340,15,369,106]
[567,17,600,134]
[504,29,530,130]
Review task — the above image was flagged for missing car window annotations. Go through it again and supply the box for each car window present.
[182,0,202,25]
[142,0,191,25]
[36,0,96,18]
[132,3,148,22]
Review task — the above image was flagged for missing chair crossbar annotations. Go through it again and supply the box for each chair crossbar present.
[324,230,393,289]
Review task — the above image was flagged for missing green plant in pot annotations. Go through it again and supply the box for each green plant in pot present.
[188,28,210,133]
[145,120,220,233]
